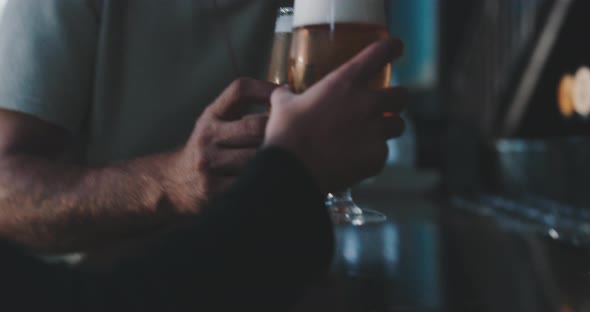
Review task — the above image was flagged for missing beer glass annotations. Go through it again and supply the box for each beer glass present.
[289,0,390,225]
[268,6,294,85]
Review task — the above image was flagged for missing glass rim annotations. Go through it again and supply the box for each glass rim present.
[278,7,294,16]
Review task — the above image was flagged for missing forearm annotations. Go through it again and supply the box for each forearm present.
[0,148,333,312]
[82,147,333,311]
[0,151,188,254]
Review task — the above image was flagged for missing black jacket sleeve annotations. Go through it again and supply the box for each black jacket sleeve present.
[0,147,334,312]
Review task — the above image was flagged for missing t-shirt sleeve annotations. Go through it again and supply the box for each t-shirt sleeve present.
[0,0,100,133]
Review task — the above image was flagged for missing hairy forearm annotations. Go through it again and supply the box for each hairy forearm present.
[0,151,188,254]
[84,148,333,311]
[0,148,332,312]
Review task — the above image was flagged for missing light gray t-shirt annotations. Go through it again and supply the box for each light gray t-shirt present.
[0,0,276,165]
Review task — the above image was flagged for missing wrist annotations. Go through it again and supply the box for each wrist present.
[160,149,203,215]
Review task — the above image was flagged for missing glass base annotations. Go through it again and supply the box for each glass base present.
[326,191,387,226]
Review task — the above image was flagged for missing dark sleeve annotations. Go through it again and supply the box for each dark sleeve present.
[0,147,333,312]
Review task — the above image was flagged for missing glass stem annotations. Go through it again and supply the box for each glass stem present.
[327,188,363,224]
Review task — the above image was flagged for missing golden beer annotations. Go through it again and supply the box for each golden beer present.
[268,33,293,85]
[267,7,294,85]
[558,74,575,118]
[289,0,390,93]
[289,23,391,93]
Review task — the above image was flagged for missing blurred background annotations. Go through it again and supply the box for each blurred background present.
[333,0,590,311]
[2,0,590,311]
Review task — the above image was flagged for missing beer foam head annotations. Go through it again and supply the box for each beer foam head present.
[293,0,386,28]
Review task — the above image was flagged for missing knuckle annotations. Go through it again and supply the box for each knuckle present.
[201,105,221,123]
[193,125,214,147]
[228,78,251,97]
[195,150,213,173]
[219,79,245,107]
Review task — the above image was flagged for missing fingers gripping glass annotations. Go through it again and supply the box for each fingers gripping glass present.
[288,0,390,225]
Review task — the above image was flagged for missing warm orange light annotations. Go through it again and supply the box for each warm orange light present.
[558,74,575,118]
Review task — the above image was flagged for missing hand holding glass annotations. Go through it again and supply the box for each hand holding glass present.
[289,0,395,225]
